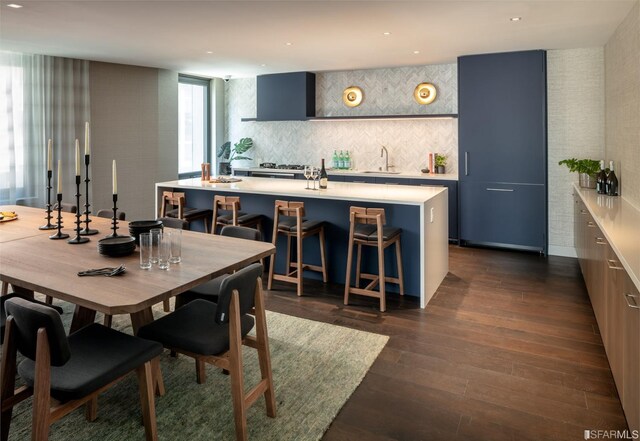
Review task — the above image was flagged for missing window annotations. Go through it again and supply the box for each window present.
[178,75,210,178]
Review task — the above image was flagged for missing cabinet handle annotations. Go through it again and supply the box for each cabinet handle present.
[587,221,596,228]
[595,237,606,245]
[580,210,587,214]
[624,293,640,309]
[486,188,514,192]
[607,259,624,270]
[465,152,469,176]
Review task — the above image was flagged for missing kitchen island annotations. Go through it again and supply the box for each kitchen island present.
[156,177,448,307]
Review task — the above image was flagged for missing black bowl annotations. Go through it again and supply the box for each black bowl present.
[128,220,163,244]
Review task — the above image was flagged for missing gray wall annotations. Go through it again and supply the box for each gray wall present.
[90,62,178,221]
[605,1,640,208]
[547,48,605,257]
[225,64,458,174]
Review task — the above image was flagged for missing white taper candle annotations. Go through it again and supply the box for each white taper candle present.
[57,160,62,194]
[112,160,117,194]
[75,139,80,176]
[84,121,90,156]
[47,139,52,171]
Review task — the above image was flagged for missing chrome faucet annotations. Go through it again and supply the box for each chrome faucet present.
[380,145,389,172]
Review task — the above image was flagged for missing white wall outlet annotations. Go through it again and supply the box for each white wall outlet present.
[430,207,434,223]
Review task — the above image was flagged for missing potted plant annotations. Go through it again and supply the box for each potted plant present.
[435,154,447,174]
[558,158,600,188]
[217,137,254,175]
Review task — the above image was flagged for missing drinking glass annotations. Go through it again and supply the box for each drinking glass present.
[150,228,162,264]
[310,167,319,190]
[303,166,312,189]
[139,232,152,270]
[167,228,182,264]
[158,237,171,270]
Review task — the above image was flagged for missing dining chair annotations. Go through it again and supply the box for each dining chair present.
[1,297,163,441]
[138,263,276,441]
[52,202,77,214]
[0,292,63,341]
[174,226,262,310]
[157,217,189,230]
[96,209,126,221]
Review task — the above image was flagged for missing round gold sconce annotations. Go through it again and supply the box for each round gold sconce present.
[413,82,437,105]
[343,86,363,107]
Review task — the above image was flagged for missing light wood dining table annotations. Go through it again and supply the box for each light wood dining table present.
[0,205,275,392]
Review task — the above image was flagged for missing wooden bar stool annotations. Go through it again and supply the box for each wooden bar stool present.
[211,195,262,235]
[159,191,212,233]
[344,207,404,312]
[267,200,327,296]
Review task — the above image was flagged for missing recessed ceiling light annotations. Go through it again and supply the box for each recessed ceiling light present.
[510,17,522,21]
[206,51,213,54]
[285,42,292,46]
[413,50,420,54]
[260,64,267,67]
[7,3,23,8]
[383,32,391,36]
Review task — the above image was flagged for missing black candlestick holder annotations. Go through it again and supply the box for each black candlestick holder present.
[105,194,120,238]
[80,154,98,236]
[49,193,69,240]
[39,170,56,230]
[68,176,90,244]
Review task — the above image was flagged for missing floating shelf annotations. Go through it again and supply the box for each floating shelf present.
[240,114,458,122]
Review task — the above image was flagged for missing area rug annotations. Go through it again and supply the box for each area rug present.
[7,300,388,440]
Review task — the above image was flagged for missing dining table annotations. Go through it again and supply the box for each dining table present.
[0,205,275,392]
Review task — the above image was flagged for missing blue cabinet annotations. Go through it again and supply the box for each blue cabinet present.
[458,50,547,253]
[256,72,316,121]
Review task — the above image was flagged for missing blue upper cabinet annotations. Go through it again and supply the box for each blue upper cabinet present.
[257,72,316,121]
[458,51,546,185]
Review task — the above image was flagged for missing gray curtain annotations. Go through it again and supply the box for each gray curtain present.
[0,52,89,206]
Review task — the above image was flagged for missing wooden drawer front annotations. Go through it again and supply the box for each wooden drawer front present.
[623,274,640,432]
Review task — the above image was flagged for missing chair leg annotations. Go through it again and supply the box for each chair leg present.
[344,232,354,307]
[45,296,53,305]
[196,359,206,384]
[319,227,328,283]
[32,330,52,441]
[1,319,18,441]
[267,252,275,291]
[296,236,303,297]
[85,397,98,422]
[395,239,405,295]
[378,245,386,313]
[136,360,159,441]
[254,279,276,418]
[103,314,113,328]
[151,358,165,397]
[355,244,362,287]
[1,281,8,296]
[162,299,171,312]
[285,235,292,276]
[228,292,248,441]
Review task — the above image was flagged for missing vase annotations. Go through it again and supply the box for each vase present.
[218,162,231,176]
[436,165,445,174]
[579,173,596,189]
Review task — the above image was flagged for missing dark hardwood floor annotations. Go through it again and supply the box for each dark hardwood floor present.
[264,245,627,441]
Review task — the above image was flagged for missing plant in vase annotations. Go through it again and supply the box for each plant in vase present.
[217,137,253,175]
[558,158,600,188]
[435,154,447,174]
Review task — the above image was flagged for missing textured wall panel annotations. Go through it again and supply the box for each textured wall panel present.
[547,48,605,253]
[605,1,640,208]
[225,64,458,174]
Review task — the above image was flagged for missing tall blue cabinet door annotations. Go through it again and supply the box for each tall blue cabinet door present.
[458,50,546,185]
[459,182,546,250]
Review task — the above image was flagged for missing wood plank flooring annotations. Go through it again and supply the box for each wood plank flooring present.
[264,245,627,441]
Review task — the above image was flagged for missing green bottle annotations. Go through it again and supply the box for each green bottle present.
[344,150,351,170]
[338,150,345,169]
[332,150,339,169]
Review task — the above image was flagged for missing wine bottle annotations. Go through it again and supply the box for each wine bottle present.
[596,160,607,194]
[344,150,351,170]
[606,160,618,196]
[332,150,339,169]
[319,159,328,189]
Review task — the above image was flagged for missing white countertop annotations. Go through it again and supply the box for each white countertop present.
[158,177,447,206]
[233,167,459,181]
[574,184,640,292]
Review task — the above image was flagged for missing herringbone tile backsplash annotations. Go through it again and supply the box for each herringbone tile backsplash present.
[225,64,458,174]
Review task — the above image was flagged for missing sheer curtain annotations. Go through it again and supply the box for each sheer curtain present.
[0,52,89,206]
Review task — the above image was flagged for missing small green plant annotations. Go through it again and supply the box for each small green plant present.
[558,158,600,177]
[435,154,447,167]
[217,137,253,162]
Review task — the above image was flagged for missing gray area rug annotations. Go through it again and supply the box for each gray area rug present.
[7,300,388,440]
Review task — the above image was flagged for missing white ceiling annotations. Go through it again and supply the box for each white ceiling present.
[0,1,635,78]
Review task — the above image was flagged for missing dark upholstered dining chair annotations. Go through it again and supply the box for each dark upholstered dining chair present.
[174,226,262,310]
[52,202,77,214]
[0,293,63,342]
[0,297,163,441]
[138,263,276,441]
[158,217,189,230]
[96,209,126,221]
